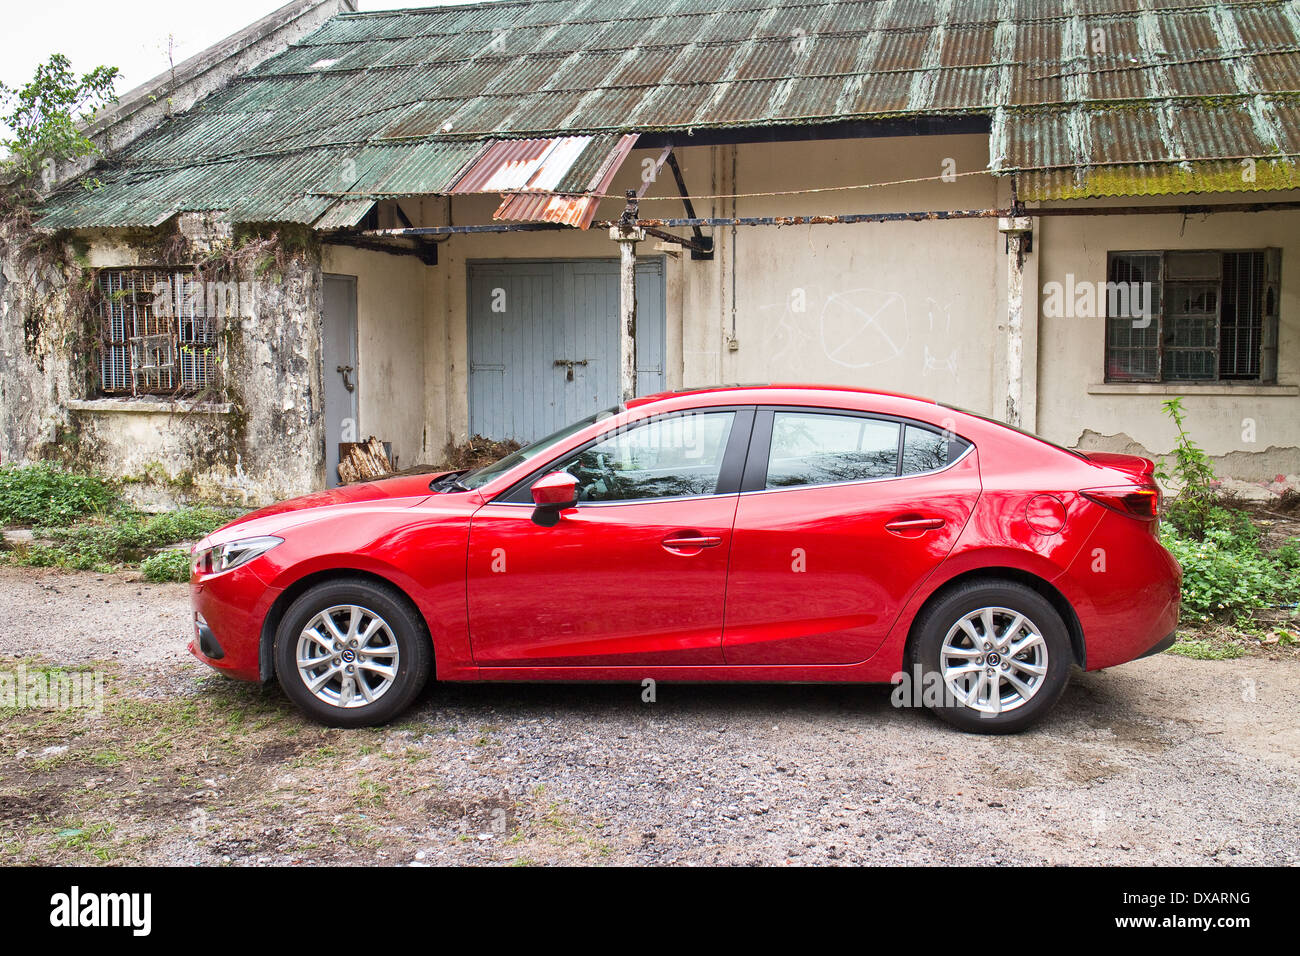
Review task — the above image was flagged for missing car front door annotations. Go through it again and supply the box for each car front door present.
[467,408,753,667]
[722,408,981,665]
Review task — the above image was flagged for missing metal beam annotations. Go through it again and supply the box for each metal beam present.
[1023,199,1300,218]
[640,225,710,254]
[355,197,1300,241]
[665,151,713,259]
[634,115,991,150]
[596,208,1008,229]
[322,235,438,265]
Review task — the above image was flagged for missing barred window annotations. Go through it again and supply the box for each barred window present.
[97,269,218,395]
[1105,249,1280,383]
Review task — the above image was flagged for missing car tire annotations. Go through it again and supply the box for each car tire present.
[274,578,431,728]
[910,579,1072,734]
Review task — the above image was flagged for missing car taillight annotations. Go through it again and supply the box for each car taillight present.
[1081,486,1160,521]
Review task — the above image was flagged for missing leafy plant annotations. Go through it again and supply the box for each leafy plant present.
[0,463,116,526]
[0,54,118,193]
[20,506,237,569]
[1154,397,1220,539]
[1163,519,1298,622]
[140,548,191,583]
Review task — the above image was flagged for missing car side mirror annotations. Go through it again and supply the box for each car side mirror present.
[530,472,578,527]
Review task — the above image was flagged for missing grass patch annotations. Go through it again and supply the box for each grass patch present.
[50,822,119,862]
[1169,637,1244,661]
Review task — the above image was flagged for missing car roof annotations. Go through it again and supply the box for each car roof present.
[628,383,940,410]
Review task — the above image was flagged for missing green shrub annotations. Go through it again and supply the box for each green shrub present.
[0,463,116,526]
[140,549,192,583]
[1163,509,1300,622]
[15,506,238,570]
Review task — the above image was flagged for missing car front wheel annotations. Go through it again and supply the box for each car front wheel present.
[275,578,431,727]
[911,580,1073,734]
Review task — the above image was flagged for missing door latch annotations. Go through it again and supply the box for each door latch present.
[336,365,355,392]
[553,358,589,382]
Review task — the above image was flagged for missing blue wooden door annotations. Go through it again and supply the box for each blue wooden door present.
[468,258,665,442]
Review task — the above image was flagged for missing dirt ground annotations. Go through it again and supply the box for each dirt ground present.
[0,564,1297,866]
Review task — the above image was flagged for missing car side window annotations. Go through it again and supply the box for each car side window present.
[901,424,969,475]
[556,411,736,502]
[766,412,900,488]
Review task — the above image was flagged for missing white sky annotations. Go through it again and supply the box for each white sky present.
[0,0,484,98]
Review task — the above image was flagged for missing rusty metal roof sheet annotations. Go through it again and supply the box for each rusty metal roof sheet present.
[452,132,638,227]
[495,133,639,227]
[35,0,1300,228]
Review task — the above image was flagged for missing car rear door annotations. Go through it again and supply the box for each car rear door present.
[466,408,753,667]
[722,407,981,665]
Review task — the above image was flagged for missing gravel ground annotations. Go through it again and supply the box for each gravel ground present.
[0,564,1297,866]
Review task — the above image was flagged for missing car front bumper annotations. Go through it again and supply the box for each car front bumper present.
[188,563,281,682]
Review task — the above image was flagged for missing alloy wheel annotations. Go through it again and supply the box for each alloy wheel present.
[939,606,1049,715]
[295,604,400,709]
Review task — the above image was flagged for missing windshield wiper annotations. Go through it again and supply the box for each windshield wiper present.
[429,471,471,493]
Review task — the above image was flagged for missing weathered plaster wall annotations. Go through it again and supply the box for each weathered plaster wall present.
[1035,197,1300,481]
[0,221,85,467]
[0,220,325,507]
[723,135,1000,414]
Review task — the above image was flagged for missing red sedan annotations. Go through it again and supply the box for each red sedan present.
[189,385,1180,733]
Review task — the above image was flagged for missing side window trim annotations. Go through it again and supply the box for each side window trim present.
[742,406,973,493]
[740,409,774,493]
[494,406,756,505]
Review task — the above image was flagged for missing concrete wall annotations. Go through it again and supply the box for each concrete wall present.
[1035,197,1300,481]
[721,135,998,412]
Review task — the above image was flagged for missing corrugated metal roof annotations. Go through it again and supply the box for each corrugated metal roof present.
[35,0,1300,228]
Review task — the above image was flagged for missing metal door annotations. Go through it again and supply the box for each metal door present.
[322,274,358,488]
[468,258,665,442]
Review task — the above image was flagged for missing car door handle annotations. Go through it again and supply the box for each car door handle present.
[662,533,723,553]
[884,516,946,534]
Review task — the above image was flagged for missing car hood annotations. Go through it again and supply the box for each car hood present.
[206,472,453,542]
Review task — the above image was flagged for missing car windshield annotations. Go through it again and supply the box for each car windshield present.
[452,406,620,491]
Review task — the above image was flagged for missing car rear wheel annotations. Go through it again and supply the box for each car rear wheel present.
[911,580,1072,734]
[275,578,431,727]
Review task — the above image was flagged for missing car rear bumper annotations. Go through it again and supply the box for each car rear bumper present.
[1137,630,1177,659]
[1059,512,1182,670]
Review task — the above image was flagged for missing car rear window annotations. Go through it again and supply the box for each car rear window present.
[901,424,966,474]
[764,412,971,489]
[939,403,1088,459]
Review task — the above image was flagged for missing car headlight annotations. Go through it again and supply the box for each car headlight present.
[192,536,283,576]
